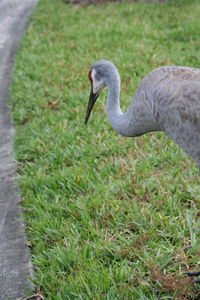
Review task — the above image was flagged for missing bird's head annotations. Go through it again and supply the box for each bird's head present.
[85,60,120,124]
[85,64,106,124]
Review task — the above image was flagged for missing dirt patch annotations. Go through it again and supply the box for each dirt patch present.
[147,263,200,300]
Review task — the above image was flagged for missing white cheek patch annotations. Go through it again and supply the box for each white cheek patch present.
[91,69,104,94]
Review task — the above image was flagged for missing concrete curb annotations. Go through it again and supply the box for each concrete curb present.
[0,1,38,299]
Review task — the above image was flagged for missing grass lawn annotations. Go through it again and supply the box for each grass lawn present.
[10,0,200,298]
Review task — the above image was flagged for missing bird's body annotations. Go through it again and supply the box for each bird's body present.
[86,60,200,168]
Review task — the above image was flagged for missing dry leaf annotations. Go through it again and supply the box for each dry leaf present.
[40,100,59,110]
[17,294,44,300]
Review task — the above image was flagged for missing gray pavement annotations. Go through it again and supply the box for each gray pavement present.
[0,1,38,299]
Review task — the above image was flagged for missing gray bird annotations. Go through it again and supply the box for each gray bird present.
[85,60,200,282]
[85,60,200,169]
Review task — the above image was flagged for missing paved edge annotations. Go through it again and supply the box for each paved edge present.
[0,1,38,299]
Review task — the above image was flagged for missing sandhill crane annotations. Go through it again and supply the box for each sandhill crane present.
[85,60,200,168]
[85,60,200,282]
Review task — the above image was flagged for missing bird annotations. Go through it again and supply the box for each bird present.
[85,60,200,168]
[85,59,200,282]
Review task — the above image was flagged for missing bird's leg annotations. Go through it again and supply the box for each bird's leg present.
[186,271,200,283]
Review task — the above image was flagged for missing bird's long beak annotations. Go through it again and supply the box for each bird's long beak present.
[85,88,100,124]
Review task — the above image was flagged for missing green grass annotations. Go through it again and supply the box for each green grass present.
[10,0,200,298]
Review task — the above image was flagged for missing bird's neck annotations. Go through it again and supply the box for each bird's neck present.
[105,75,158,137]
[105,78,132,136]
[106,78,122,121]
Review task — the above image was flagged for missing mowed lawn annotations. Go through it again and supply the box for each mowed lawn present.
[10,0,200,298]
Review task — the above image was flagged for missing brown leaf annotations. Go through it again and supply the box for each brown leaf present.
[40,100,59,110]
[17,294,44,300]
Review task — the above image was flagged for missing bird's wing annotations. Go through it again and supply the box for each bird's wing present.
[157,81,200,167]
